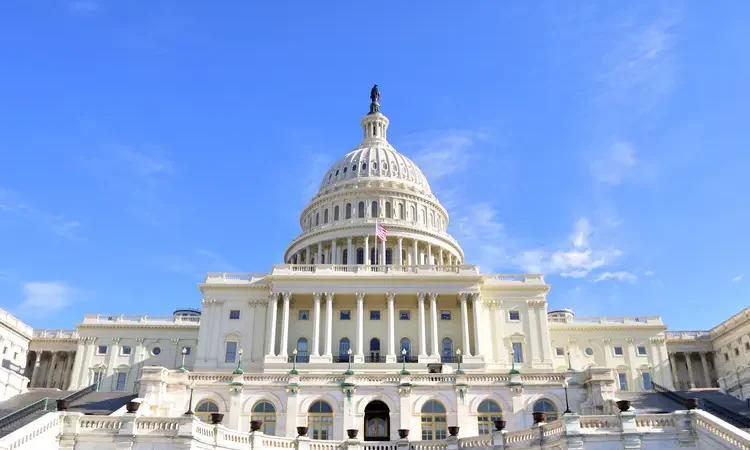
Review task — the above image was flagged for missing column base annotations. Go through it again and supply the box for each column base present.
[386,354,397,363]
[353,355,365,363]
[264,355,287,364]
[309,355,332,364]
[463,355,485,364]
[419,355,440,364]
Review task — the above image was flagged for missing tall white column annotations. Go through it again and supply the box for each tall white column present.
[417,293,427,357]
[387,292,396,362]
[397,237,403,265]
[429,292,439,357]
[30,351,43,387]
[266,293,278,356]
[347,237,353,265]
[439,248,444,266]
[471,294,483,357]
[312,292,322,356]
[324,293,334,357]
[331,240,337,264]
[316,243,322,264]
[105,338,119,381]
[364,236,370,265]
[459,293,472,357]
[381,238,386,265]
[279,293,292,358]
[412,239,418,265]
[669,353,679,387]
[355,292,365,361]
[427,244,433,265]
[700,351,712,388]
[45,352,58,388]
[305,248,311,264]
[685,352,696,388]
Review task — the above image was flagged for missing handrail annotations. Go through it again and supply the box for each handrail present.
[60,383,97,404]
[652,382,750,429]
[0,397,49,430]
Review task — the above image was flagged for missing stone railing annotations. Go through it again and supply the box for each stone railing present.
[666,330,711,340]
[80,314,200,326]
[3,410,750,450]
[0,307,33,339]
[271,265,481,276]
[548,315,663,325]
[32,329,79,339]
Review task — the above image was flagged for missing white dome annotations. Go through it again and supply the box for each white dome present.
[317,144,432,196]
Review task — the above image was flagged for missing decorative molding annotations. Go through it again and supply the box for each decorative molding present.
[526,299,546,308]
[427,292,438,301]
[417,292,426,302]
[324,292,334,302]
[282,292,292,302]
[356,292,365,302]
[482,300,502,308]
[386,292,395,302]
[312,292,323,302]
[458,292,469,303]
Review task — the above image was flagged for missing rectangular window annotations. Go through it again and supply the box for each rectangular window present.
[97,345,108,355]
[556,347,565,356]
[614,346,624,356]
[121,346,132,356]
[618,373,628,391]
[1,347,6,354]
[370,311,381,320]
[512,342,523,363]
[745,342,750,351]
[399,310,411,320]
[116,372,127,391]
[508,310,520,321]
[229,310,240,320]
[725,353,730,361]
[735,348,740,356]
[440,310,452,321]
[225,342,238,363]
[93,370,104,387]
[637,346,647,356]
[184,346,191,355]
[642,372,652,390]
[340,310,351,320]
[298,310,310,320]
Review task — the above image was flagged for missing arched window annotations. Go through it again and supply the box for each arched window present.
[334,206,339,221]
[442,338,453,362]
[346,203,352,219]
[477,400,502,435]
[321,254,325,264]
[430,212,435,227]
[324,209,329,224]
[400,338,411,361]
[422,208,427,225]
[385,202,392,218]
[421,401,447,440]
[308,401,334,440]
[369,338,381,362]
[385,248,393,265]
[399,203,405,219]
[251,401,276,435]
[533,399,558,422]
[371,201,378,217]
[410,205,416,221]
[195,400,220,423]
[297,338,309,363]
[315,213,320,226]
[339,338,351,362]
[342,249,348,265]
[358,202,365,218]
[357,248,364,264]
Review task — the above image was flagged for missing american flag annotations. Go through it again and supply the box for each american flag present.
[375,221,388,242]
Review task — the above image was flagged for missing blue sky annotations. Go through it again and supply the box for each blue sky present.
[1,1,748,331]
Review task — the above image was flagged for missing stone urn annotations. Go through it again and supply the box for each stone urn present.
[532,412,546,424]
[616,400,631,412]
[297,426,308,437]
[494,419,506,431]
[347,429,359,439]
[448,426,460,437]
[126,401,140,414]
[209,412,224,424]
[685,398,699,410]
[56,399,69,412]
[250,420,262,431]
[398,429,410,439]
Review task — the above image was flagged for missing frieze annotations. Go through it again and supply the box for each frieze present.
[482,300,503,308]
[526,299,546,308]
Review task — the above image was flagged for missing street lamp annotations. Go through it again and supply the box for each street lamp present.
[563,380,572,413]
[290,348,299,375]
[455,349,464,374]
[233,348,244,375]
[510,349,518,374]
[179,347,187,372]
[400,348,409,375]
[345,348,354,375]
[184,382,195,416]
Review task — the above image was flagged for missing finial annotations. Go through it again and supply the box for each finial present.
[368,84,380,115]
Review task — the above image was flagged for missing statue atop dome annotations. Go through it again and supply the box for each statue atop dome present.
[368,84,380,115]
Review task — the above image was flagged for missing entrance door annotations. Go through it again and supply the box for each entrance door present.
[364,400,390,441]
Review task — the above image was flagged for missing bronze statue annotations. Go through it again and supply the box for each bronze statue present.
[369,84,380,114]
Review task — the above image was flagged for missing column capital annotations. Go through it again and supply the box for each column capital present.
[417,292,426,302]
[459,292,470,303]
[324,292,334,301]
[268,292,278,302]
[427,292,438,301]
[386,292,396,302]
[135,338,145,344]
[312,292,323,301]
[282,292,292,302]
[397,236,403,243]
[111,337,121,344]
[470,292,482,302]
[356,292,365,302]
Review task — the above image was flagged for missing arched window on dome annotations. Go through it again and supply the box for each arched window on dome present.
[345,203,352,219]
[357,248,364,264]
[334,206,339,221]
[422,208,427,225]
[385,202,392,218]
[342,249,348,265]
[410,205,416,222]
[398,203,405,219]
[358,202,365,218]
[385,248,393,265]
[371,201,378,218]
[324,209,329,224]
[430,212,434,228]
[315,213,319,226]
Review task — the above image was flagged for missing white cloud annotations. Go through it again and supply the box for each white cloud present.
[451,203,511,273]
[0,188,82,239]
[593,271,638,283]
[591,140,638,186]
[732,275,743,283]
[644,270,655,276]
[17,281,74,316]
[410,130,479,181]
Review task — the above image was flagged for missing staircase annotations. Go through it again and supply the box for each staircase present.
[652,382,750,429]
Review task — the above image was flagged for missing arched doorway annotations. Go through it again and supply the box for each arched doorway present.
[364,400,390,441]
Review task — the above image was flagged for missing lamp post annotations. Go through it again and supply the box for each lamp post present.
[290,349,299,375]
[400,348,409,375]
[233,348,244,375]
[455,349,464,374]
[184,382,195,416]
[563,380,572,413]
[179,347,187,372]
[345,349,354,375]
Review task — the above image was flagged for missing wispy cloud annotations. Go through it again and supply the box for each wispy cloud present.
[0,188,82,239]
[591,140,637,186]
[644,270,655,276]
[593,271,638,283]
[732,274,743,283]
[16,281,74,317]
[452,203,511,272]
[410,130,487,182]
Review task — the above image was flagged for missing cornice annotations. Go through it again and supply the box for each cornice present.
[550,324,668,332]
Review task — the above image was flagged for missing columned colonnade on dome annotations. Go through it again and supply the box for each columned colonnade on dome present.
[289,236,461,266]
[264,291,483,364]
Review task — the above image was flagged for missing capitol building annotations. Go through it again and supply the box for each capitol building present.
[1,88,749,450]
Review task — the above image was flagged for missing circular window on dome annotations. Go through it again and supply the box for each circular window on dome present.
[585,348,594,356]
[152,347,162,356]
